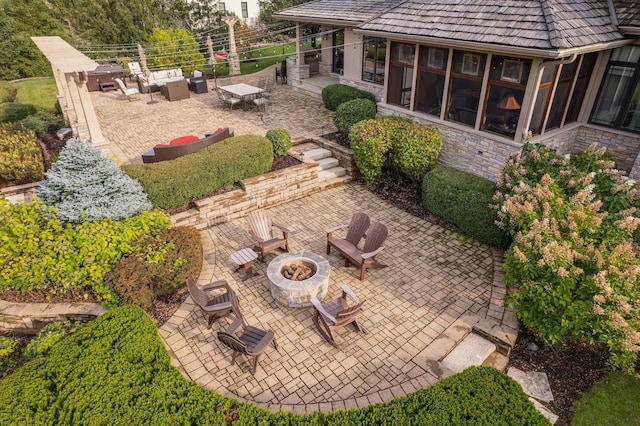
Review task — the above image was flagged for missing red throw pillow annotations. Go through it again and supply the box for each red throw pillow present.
[169,135,199,146]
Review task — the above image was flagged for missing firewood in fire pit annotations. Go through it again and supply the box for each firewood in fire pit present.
[281,261,314,281]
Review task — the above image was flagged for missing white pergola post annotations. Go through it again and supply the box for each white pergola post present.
[223,17,241,76]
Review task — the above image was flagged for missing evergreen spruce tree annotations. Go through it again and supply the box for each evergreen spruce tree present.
[36,139,152,222]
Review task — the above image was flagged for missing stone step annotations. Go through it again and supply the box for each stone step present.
[440,333,496,374]
[317,157,339,170]
[318,167,346,181]
[482,351,509,372]
[302,148,332,161]
[319,174,351,190]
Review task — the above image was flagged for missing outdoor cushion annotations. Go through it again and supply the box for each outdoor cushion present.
[154,143,168,148]
[169,135,199,146]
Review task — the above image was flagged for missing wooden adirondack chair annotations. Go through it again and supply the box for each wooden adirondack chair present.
[310,285,367,348]
[187,278,243,327]
[217,317,277,374]
[326,211,370,255]
[328,221,388,280]
[246,209,290,260]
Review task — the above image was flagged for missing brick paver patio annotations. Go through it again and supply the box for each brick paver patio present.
[159,184,507,412]
[90,69,513,412]
[91,67,337,164]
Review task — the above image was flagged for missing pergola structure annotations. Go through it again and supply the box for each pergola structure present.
[31,36,109,147]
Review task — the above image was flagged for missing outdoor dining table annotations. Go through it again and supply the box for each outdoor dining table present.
[219,83,264,108]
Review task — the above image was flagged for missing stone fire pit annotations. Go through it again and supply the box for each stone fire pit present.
[267,252,330,308]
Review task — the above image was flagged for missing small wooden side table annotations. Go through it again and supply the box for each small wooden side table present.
[231,248,259,281]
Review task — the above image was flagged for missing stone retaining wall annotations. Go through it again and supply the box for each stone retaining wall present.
[0,300,107,334]
[170,161,321,229]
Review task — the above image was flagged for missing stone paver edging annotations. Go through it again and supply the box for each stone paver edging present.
[0,300,107,334]
[159,185,518,414]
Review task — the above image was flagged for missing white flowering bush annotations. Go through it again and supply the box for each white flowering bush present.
[494,141,640,372]
[36,139,151,222]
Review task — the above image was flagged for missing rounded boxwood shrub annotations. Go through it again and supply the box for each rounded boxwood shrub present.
[334,98,377,137]
[422,166,510,247]
[0,102,37,123]
[123,134,274,210]
[105,226,203,309]
[321,83,376,111]
[390,122,442,181]
[349,118,393,184]
[0,123,44,187]
[265,127,291,156]
[20,110,64,139]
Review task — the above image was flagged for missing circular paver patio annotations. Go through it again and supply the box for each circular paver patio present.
[159,184,509,413]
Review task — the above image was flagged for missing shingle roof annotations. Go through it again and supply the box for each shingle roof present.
[613,0,640,28]
[358,0,623,50]
[275,0,406,24]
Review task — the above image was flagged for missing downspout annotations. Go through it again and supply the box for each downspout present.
[520,54,578,139]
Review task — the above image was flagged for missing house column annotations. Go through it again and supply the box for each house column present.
[68,72,109,147]
[291,22,310,82]
[223,17,241,76]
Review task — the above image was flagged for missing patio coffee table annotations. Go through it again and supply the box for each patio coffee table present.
[231,248,259,281]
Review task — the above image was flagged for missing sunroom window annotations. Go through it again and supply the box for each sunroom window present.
[591,46,640,133]
[482,56,531,138]
[387,42,415,109]
[447,51,487,127]
[414,46,448,116]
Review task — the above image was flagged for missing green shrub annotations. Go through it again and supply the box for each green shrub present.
[349,118,393,184]
[54,99,62,116]
[0,102,37,123]
[391,122,442,181]
[334,98,377,137]
[265,128,291,156]
[321,83,376,111]
[0,336,18,378]
[24,321,80,359]
[422,166,510,247]
[105,227,202,308]
[0,198,170,302]
[0,81,16,103]
[0,123,44,187]
[495,142,640,372]
[123,135,274,210]
[350,115,442,183]
[19,110,63,138]
[0,304,547,425]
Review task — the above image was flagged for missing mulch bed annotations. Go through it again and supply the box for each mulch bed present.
[40,128,70,169]
[321,131,349,148]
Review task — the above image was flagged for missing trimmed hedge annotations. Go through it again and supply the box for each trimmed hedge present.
[123,135,274,210]
[321,83,377,111]
[422,166,510,248]
[105,227,203,308]
[0,123,44,187]
[265,127,291,156]
[0,102,37,123]
[334,98,377,137]
[0,305,547,425]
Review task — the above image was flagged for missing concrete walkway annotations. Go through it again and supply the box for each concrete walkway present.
[159,184,513,413]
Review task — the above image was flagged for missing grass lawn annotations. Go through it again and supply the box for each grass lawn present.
[13,78,57,111]
[210,41,315,76]
[571,371,640,425]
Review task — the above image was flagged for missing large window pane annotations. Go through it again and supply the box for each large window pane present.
[546,81,570,130]
[387,42,415,108]
[446,51,486,127]
[566,53,597,123]
[362,37,386,85]
[591,47,640,132]
[591,64,637,127]
[415,46,448,116]
[482,56,531,138]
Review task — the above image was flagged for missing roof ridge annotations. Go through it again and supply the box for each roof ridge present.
[539,0,568,49]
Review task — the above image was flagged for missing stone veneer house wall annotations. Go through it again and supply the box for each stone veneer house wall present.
[276,0,640,181]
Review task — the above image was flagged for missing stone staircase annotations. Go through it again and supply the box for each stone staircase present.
[299,146,351,189]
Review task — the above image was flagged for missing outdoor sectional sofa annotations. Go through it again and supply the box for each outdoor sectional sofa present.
[137,68,186,93]
[141,127,234,163]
